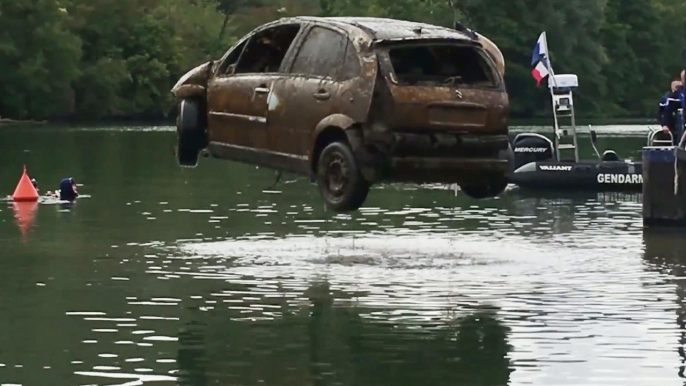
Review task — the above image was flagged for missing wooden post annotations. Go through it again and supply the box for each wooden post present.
[643,146,686,226]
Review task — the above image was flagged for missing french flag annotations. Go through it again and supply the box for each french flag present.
[531,32,548,66]
[531,32,550,85]
[532,61,549,85]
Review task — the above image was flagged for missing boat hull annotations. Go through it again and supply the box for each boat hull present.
[509,161,643,192]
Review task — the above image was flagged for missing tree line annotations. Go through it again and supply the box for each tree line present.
[1,0,684,122]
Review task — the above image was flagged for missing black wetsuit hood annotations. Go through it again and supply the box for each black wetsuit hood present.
[59,178,77,201]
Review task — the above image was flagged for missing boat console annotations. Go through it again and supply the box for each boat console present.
[508,73,650,192]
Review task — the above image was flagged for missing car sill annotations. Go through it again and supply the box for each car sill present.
[207,142,310,176]
[209,112,267,124]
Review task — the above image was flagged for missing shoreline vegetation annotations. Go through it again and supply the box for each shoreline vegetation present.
[0,117,47,126]
[0,116,657,130]
[1,0,683,123]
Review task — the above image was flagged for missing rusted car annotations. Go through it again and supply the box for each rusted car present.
[171,17,512,212]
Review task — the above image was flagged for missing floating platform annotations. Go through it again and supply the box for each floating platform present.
[643,146,686,227]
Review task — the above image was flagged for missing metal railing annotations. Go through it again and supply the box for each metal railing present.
[647,127,674,147]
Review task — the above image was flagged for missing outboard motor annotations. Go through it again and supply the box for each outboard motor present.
[511,133,555,170]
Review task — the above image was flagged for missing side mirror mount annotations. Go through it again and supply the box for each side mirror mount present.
[227,63,237,75]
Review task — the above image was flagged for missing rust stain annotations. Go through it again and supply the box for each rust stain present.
[172,16,510,186]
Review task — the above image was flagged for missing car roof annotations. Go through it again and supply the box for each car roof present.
[278,16,474,42]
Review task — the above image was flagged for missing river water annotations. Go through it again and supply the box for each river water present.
[0,124,683,386]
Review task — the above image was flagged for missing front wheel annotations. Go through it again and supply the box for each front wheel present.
[177,99,207,167]
[460,178,508,199]
[316,141,370,212]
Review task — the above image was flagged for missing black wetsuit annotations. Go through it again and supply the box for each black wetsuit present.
[59,178,78,201]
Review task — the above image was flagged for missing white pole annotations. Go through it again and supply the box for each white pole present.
[543,32,557,89]
[542,31,562,158]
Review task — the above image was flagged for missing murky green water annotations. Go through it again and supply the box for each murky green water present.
[0,123,683,385]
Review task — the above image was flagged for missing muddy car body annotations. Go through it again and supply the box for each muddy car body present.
[172,17,512,212]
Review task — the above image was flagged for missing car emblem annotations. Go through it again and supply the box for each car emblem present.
[455,90,463,99]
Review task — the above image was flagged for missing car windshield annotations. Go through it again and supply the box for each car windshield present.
[387,44,498,87]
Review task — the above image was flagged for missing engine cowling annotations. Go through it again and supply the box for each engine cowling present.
[512,133,555,170]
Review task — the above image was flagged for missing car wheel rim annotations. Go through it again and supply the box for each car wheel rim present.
[325,152,349,199]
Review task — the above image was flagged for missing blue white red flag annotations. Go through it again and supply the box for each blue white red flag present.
[532,61,549,85]
[531,32,551,85]
[531,32,548,66]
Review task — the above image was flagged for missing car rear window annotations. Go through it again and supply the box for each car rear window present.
[387,44,498,87]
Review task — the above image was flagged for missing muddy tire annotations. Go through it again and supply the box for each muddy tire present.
[316,141,370,212]
[461,143,512,199]
[177,99,207,167]
[460,177,508,199]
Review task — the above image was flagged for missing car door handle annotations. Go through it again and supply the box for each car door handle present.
[255,85,270,94]
[314,90,330,101]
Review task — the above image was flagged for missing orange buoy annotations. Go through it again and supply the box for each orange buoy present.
[12,165,39,202]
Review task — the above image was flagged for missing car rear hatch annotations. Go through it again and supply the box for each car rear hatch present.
[374,39,508,135]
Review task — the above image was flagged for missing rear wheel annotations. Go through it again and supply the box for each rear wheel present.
[500,143,515,176]
[316,141,370,212]
[177,99,207,167]
[460,177,509,199]
[461,144,513,199]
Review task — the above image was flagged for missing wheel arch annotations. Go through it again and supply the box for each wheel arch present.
[309,114,363,175]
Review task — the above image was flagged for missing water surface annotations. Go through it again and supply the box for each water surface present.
[0,124,683,386]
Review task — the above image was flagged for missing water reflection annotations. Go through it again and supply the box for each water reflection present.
[11,201,37,242]
[2,124,685,386]
[174,280,511,386]
[643,229,686,379]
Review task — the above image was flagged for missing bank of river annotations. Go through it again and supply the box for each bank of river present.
[0,124,682,385]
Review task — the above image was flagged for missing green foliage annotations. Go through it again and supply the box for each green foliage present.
[0,0,81,120]
[66,0,228,120]
[0,0,684,121]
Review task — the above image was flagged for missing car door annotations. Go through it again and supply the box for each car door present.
[207,23,303,150]
[267,25,352,156]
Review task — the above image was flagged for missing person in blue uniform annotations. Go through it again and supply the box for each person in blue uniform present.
[661,70,686,144]
[659,79,682,123]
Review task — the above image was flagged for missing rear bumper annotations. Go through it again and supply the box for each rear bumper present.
[392,132,509,157]
[388,157,510,183]
[356,130,511,184]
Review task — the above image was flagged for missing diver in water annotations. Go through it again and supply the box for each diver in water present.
[59,178,79,201]
[30,178,39,194]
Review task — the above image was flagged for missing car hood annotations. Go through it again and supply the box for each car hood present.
[171,61,212,98]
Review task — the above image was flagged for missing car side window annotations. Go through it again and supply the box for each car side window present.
[290,26,347,79]
[339,40,361,80]
[217,40,248,75]
[234,24,301,74]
